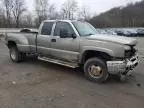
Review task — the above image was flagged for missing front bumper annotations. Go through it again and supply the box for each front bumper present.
[107,55,139,75]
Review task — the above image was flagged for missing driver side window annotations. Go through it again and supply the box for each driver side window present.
[54,22,75,38]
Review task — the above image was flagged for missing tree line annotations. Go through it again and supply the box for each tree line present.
[0,0,144,28]
[90,0,144,28]
[0,0,92,28]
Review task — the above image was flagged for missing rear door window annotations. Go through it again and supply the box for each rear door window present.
[41,22,54,35]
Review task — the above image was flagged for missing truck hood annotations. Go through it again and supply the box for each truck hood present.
[86,34,137,46]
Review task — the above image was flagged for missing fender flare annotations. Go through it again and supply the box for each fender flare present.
[79,46,114,63]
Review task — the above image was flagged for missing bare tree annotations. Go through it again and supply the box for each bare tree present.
[3,0,13,27]
[48,4,60,20]
[19,12,34,28]
[25,12,33,27]
[0,7,6,27]
[79,6,91,21]
[12,0,26,28]
[35,0,49,25]
[61,0,78,20]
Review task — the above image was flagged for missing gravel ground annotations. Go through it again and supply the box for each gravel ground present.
[0,40,144,108]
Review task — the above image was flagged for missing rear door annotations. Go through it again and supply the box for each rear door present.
[37,21,54,56]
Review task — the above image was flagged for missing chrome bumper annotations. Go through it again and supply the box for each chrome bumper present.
[107,55,139,75]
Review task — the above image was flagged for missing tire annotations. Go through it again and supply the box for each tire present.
[9,46,25,62]
[84,57,109,83]
[32,55,38,60]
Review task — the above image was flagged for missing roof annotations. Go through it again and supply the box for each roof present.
[43,20,78,23]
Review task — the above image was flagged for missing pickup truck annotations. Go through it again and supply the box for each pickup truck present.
[5,20,139,82]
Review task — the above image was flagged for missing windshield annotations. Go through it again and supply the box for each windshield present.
[72,21,98,36]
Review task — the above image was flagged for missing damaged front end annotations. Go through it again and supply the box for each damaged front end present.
[107,45,139,78]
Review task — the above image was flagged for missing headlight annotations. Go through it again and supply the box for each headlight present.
[124,45,131,50]
[125,47,136,58]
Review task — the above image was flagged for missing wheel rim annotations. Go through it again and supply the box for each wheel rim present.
[88,64,103,78]
[11,49,16,60]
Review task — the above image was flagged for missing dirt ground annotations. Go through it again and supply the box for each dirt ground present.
[0,41,144,108]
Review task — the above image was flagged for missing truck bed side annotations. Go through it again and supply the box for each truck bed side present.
[5,32,37,53]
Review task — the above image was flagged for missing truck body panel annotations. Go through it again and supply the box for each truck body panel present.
[5,20,139,76]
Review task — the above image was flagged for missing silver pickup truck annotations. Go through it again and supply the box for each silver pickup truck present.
[5,20,139,82]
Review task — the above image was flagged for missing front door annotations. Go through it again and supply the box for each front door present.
[50,21,80,63]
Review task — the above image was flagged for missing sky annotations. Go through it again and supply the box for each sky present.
[25,0,142,14]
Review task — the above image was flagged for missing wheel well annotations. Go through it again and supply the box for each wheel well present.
[82,50,112,63]
[7,41,16,48]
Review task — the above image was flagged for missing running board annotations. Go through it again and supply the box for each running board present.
[38,56,79,68]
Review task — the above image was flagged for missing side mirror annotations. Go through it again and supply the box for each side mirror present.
[71,33,77,39]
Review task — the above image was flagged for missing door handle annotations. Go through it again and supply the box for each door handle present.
[51,39,56,42]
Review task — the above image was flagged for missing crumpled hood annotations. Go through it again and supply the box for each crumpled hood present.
[86,34,137,46]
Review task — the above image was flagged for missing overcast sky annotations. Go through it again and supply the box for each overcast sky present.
[25,0,142,14]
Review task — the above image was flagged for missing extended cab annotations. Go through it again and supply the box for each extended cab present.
[5,20,139,82]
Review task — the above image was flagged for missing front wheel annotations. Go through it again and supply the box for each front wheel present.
[84,57,109,83]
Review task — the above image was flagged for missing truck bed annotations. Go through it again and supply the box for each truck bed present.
[6,32,37,53]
